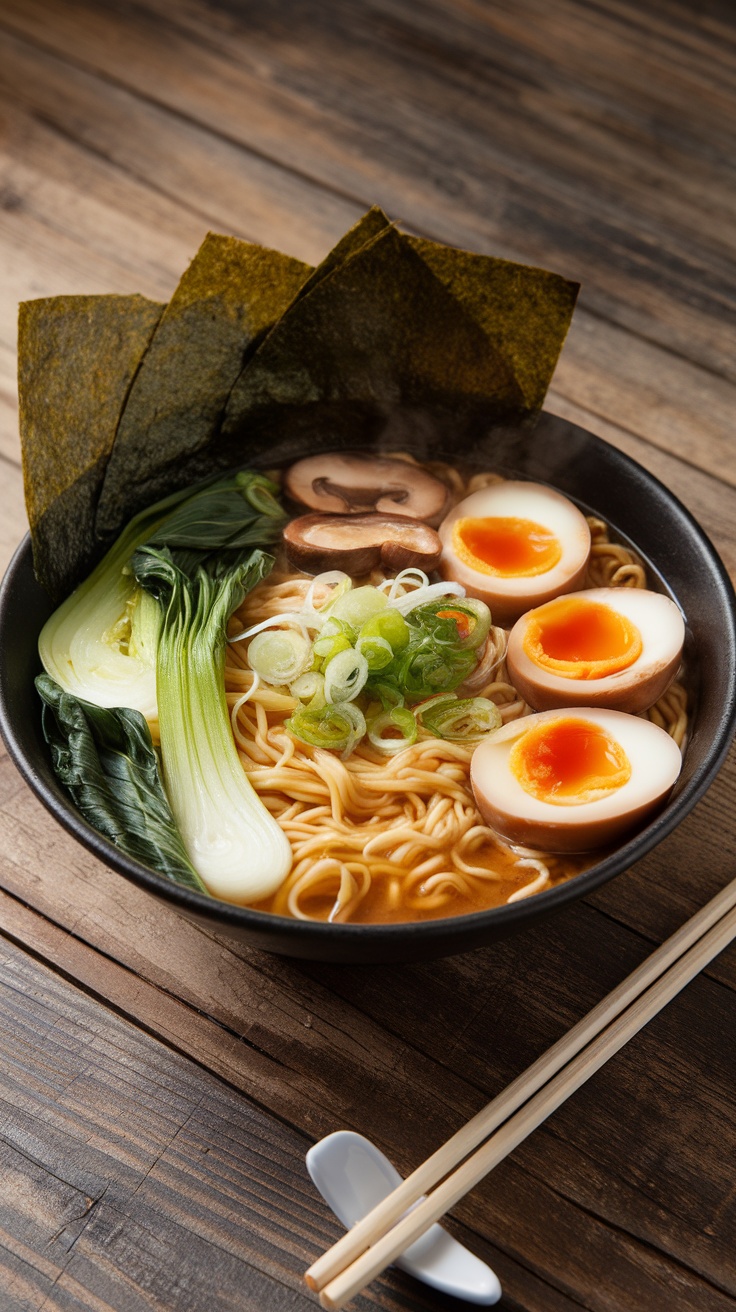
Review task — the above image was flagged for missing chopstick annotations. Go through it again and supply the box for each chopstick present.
[305,875,736,1308]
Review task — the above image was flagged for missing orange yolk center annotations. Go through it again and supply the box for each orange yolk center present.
[510,716,632,805]
[453,516,562,577]
[523,597,642,680]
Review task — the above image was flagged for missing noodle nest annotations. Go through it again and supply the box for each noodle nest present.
[224,470,688,925]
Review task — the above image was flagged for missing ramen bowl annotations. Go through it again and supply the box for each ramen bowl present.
[1,413,735,963]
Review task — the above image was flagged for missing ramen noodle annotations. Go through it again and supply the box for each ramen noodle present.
[224,464,687,925]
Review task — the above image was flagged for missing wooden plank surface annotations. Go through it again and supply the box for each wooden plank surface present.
[0,1,735,1309]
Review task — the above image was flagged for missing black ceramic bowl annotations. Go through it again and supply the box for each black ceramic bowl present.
[2,412,735,963]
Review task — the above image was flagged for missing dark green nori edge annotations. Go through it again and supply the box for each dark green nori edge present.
[36,673,207,893]
[408,236,579,411]
[95,233,311,540]
[18,293,163,601]
[214,224,527,466]
[293,204,393,301]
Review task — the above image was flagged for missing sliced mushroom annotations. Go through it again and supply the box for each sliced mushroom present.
[283,512,443,576]
[284,453,451,526]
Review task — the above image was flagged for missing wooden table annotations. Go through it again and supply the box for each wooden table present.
[1,3,735,1308]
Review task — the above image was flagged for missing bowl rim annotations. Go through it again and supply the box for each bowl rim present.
[2,420,736,949]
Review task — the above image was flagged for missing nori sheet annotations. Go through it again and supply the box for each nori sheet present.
[19,208,581,601]
[94,233,311,540]
[294,204,392,301]
[18,293,163,602]
[408,236,579,411]
[212,223,527,470]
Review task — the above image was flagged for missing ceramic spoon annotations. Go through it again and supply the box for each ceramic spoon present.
[306,1130,502,1305]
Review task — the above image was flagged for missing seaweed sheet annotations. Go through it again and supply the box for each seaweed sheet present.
[20,209,581,600]
[211,223,527,471]
[94,233,311,540]
[408,236,579,411]
[18,293,163,601]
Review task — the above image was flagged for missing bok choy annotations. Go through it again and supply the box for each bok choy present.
[36,673,206,892]
[131,544,292,902]
[38,471,293,902]
[39,471,287,724]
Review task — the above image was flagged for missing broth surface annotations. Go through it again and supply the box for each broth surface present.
[223,459,687,925]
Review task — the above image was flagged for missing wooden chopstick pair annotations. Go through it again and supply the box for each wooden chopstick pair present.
[305,876,736,1310]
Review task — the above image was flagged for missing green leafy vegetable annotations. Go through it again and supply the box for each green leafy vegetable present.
[39,470,293,902]
[367,602,480,704]
[131,543,292,902]
[38,471,287,723]
[36,673,205,893]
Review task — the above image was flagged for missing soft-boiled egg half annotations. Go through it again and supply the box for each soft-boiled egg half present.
[506,588,685,714]
[470,708,682,852]
[438,481,591,625]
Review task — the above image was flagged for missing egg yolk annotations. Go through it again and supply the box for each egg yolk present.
[510,716,632,805]
[453,516,562,577]
[523,597,643,679]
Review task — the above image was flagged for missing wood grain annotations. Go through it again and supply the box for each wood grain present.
[0,13,735,486]
[2,913,734,1311]
[0,0,726,377]
[0,0,735,1308]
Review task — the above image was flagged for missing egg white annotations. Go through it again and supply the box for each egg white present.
[506,587,685,714]
[470,707,683,852]
[438,481,591,625]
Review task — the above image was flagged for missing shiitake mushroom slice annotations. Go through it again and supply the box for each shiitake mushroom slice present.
[284,453,451,526]
[283,511,442,575]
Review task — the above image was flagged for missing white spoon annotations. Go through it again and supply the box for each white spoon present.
[306,1131,502,1305]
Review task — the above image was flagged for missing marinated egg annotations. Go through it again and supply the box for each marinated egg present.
[506,588,685,714]
[438,481,591,625]
[470,707,682,852]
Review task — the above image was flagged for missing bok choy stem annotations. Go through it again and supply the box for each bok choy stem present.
[38,471,287,723]
[132,544,292,902]
[38,470,293,901]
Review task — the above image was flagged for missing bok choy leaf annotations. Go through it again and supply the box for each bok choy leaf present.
[36,672,206,892]
[38,471,287,724]
[131,544,292,903]
[38,469,294,903]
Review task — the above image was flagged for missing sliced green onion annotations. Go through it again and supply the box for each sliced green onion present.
[418,694,502,740]
[248,628,311,685]
[230,611,313,644]
[286,700,366,758]
[413,597,492,649]
[324,648,369,703]
[367,707,418,754]
[356,634,394,672]
[313,631,353,665]
[368,680,405,711]
[303,571,352,616]
[235,470,283,517]
[289,671,325,701]
[359,609,410,653]
[391,642,478,700]
[331,585,388,628]
[379,567,430,600]
[390,581,465,615]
